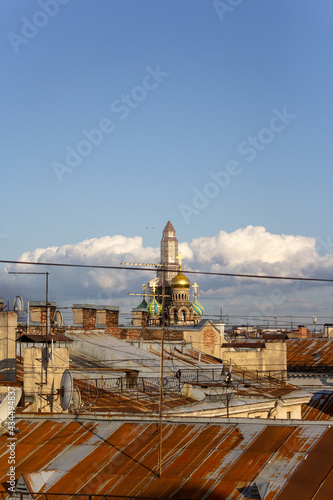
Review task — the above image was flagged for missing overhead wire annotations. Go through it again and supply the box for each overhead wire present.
[2,258,333,282]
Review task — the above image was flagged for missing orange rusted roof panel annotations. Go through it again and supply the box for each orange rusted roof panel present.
[137,477,199,499]
[2,418,333,498]
[172,479,218,500]
[276,427,333,500]
[191,424,264,480]
[302,391,333,420]
[311,467,333,500]
[285,339,333,370]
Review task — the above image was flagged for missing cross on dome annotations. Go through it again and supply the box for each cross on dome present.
[176,252,184,269]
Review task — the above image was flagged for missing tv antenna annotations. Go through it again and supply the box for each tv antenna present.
[225,360,233,418]
[34,370,74,412]
[121,260,167,477]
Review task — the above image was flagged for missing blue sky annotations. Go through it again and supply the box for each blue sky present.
[1,1,333,325]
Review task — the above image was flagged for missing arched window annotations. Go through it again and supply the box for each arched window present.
[181,310,186,322]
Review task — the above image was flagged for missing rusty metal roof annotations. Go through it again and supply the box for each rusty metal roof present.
[1,418,332,499]
[262,333,289,340]
[302,391,333,420]
[284,339,333,371]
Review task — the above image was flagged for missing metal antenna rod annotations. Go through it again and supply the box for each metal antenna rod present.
[158,265,166,477]
[121,261,167,477]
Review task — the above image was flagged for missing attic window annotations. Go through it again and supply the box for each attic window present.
[247,481,270,499]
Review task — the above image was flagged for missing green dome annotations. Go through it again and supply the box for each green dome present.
[137,298,148,309]
[192,298,204,316]
[148,298,162,316]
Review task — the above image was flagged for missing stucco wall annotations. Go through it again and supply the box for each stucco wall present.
[221,342,287,378]
[0,311,17,381]
[24,346,69,413]
[183,323,224,359]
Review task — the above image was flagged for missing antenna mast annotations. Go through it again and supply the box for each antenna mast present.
[121,261,167,476]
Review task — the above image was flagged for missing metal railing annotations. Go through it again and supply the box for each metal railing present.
[175,366,287,385]
[175,367,226,384]
[74,365,287,402]
[74,376,184,403]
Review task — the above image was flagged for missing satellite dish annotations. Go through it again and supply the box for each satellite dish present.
[53,310,63,327]
[13,296,24,316]
[69,386,81,412]
[0,388,22,424]
[59,369,73,411]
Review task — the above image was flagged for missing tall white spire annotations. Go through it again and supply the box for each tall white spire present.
[159,221,179,283]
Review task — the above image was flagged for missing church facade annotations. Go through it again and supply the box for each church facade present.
[139,221,204,326]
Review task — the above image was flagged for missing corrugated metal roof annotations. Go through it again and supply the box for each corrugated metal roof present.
[1,418,332,499]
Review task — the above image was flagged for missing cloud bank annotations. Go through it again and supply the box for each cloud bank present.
[1,226,333,323]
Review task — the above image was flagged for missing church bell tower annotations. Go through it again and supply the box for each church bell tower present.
[159,220,179,284]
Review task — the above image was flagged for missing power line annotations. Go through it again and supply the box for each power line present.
[2,259,333,283]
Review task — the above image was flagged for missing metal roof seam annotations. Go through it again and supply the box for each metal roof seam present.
[101,422,191,498]
[169,424,239,499]
[272,426,327,499]
[69,422,152,495]
[194,424,264,498]
[246,426,301,500]
[101,422,175,497]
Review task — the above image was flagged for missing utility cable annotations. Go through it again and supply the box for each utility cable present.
[1,259,333,282]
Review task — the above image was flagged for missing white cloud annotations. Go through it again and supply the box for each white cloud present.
[2,226,333,323]
[183,226,317,270]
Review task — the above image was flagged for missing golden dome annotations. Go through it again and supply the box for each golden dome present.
[170,271,191,289]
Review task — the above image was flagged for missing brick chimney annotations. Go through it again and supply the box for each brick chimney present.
[30,301,56,327]
[297,325,308,338]
[132,308,148,329]
[105,307,119,334]
[96,306,107,327]
[72,305,96,330]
